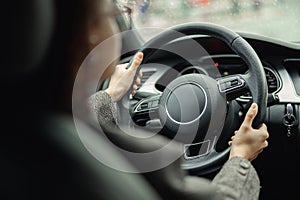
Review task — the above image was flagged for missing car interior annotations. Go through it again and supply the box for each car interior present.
[113,1,300,199]
[2,0,300,200]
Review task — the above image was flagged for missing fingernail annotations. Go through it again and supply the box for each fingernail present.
[137,52,143,59]
[251,103,257,109]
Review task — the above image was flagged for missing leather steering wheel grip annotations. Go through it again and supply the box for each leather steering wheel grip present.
[138,22,267,127]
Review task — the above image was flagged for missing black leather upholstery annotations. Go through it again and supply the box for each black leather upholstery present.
[0,1,161,199]
[1,0,54,81]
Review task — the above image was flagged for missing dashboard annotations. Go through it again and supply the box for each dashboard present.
[128,34,300,105]
[153,54,281,97]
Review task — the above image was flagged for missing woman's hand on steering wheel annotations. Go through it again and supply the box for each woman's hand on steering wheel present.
[105,52,143,102]
[228,103,269,161]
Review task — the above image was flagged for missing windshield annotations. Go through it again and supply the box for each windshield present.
[121,0,300,42]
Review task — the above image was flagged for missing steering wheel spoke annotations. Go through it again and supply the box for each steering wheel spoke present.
[217,74,249,101]
[131,94,161,126]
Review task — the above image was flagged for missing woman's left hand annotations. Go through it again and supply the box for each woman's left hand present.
[105,52,143,102]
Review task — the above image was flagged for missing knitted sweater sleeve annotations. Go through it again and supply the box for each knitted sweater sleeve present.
[87,90,117,126]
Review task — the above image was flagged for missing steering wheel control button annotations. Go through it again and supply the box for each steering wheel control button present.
[230,79,239,86]
[218,76,245,93]
[140,103,149,110]
[134,95,161,112]
[151,100,159,108]
[166,83,207,124]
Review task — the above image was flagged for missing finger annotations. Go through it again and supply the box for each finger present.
[135,77,141,85]
[231,136,235,140]
[263,140,268,148]
[234,130,238,135]
[138,70,143,78]
[228,141,232,146]
[132,84,138,91]
[131,87,137,95]
[131,84,138,94]
[258,123,268,132]
[258,123,269,139]
[264,131,269,140]
[129,52,143,72]
[242,103,258,127]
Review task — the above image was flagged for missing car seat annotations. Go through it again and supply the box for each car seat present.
[0,1,160,199]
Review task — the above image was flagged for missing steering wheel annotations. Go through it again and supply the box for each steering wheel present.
[118,22,267,173]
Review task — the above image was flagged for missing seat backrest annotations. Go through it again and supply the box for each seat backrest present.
[0,1,161,199]
[1,0,54,82]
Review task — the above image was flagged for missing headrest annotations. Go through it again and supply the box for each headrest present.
[1,0,54,81]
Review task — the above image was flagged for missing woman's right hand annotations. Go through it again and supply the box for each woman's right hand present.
[105,52,143,102]
[228,103,269,161]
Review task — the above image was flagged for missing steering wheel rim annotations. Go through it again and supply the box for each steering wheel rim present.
[119,22,267,173]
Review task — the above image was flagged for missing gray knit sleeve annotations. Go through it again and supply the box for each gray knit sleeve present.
[87,91,117,126]
[212,156,260,200]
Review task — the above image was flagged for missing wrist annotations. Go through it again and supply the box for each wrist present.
[104,88,116,102]
[229,151,250,161]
